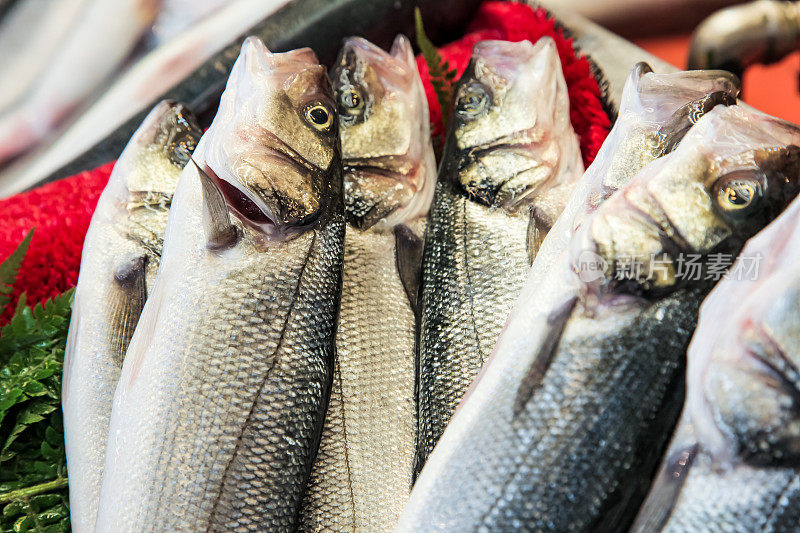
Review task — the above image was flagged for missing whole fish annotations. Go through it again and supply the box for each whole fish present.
[398,104,800,532]
[415,37,584,473]
[62,100,201,533]
[632,195,800,532]
[95,37,345,532]
[299,35,435,532]
[0,0,161,166]
[0,0,292,196]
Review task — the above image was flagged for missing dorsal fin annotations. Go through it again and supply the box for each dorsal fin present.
[191,159,239,250]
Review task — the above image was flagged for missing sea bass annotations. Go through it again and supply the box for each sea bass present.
[398,104,800,532]
[95,37,345,532]
[415,37,584,472]
[62,100,200,533]
[299,35,435,532]
[632,194,800,532]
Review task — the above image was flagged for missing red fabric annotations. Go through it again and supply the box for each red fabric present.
[416,1,611,168]
[0,1,611,327]
[0,162,113,325]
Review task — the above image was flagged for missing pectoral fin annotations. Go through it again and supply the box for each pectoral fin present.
[513,296,577,417]
[628,444,699,532]
[394,223,424,314]
[192,159,239,250]
[109,254,148,368]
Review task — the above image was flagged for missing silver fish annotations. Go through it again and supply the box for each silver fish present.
[0,0,292,196]
[298,35,436,533]
[62,100,201,533]
[415,37,585,473]
[95,37,344,532]
[632,194,800,532]
[398,104,800,532]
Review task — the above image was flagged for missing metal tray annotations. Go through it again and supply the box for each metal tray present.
[31,0,676,189]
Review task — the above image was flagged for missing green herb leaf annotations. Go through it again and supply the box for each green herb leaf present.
[414,7,458,148]
[0,230,34,315]
[0,234,72,533]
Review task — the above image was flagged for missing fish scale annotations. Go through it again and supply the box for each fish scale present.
[96,175,344,531]
[416,179,531,468]
[300,224,417,531]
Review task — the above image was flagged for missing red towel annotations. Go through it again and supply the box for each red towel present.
[0,2,610,326]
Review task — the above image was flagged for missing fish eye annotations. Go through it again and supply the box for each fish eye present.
[714,171,764,216]
[337,87,365,117]
[456,83,490,119]
[304,103,334,132]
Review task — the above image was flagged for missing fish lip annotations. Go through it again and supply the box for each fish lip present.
[258,129,324,176]
[342,156,418,183]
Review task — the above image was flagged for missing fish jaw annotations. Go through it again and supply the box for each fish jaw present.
[443,37,583,213]
[202,37,340,242]
[334,35,436,230]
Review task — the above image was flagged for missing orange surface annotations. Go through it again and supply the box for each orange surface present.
[635,34,800,124]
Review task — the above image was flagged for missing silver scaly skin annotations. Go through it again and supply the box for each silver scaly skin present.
[298,35,435,533]
[398,104,800,532]
[94,37,345,532]
[62,100,201,533]
[633,195,800,532]
[415,37,584,473]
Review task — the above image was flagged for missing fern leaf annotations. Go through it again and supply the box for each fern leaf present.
[415,8,457,130]
[0,229,34,314]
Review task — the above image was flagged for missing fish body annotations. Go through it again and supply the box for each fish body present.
[398,104,800,532]
[62,100,200,533]
[95,37,345,532]
[415,37,584,472]
[299,35,435,532]
[633,194,800,533]
[0,0,292,196]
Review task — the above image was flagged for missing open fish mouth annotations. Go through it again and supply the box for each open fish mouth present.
[203,161,324,241]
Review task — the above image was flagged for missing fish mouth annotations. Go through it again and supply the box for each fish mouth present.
[453,132,553,209]
[204,163,323,242]
[342,155,423,229]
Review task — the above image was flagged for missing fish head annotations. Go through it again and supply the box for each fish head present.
[114,100,202,205]
[572,105,800,297]
[443,38,579,211]
[686,197,800,466]
[201,37,340,241]
[333,35,435,229]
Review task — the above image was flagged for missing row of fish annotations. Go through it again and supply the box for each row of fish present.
[0,0,290,195]
[61,28,800,533]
